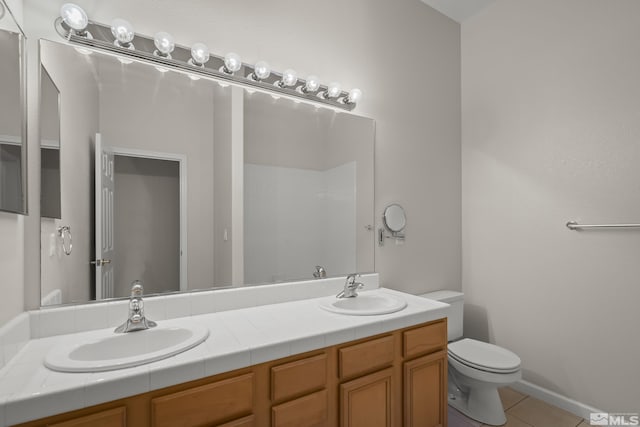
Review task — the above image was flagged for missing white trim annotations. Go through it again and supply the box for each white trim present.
[110,146,188,292]
[512,379,603,420]
[0,134,22,145]
[40,139,60,149]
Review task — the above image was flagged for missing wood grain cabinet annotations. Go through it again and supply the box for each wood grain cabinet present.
[404,351,447,427]
[15,319,446,427]
[150,373,254,427]
[47,407,126,427]
[340,368,394,427]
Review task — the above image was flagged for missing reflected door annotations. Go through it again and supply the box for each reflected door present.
[94,134,115,299]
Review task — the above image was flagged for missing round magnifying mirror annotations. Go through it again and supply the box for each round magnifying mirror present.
[383,204,406,233]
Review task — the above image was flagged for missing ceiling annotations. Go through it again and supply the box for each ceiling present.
[420,0,496,22]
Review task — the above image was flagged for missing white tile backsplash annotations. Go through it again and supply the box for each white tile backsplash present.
[163,293,191,319]
[0,313,30,371]
[143,296,167,321]
[189,290,217,316]
[38,306,75,338]
[74,303,110,333]
[3,274,379,360]
[212,287,257,312]
[106,300,130,328]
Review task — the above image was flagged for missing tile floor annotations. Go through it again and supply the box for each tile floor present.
[449,387,592,427]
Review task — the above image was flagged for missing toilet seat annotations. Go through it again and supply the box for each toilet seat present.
[448,338,520,374]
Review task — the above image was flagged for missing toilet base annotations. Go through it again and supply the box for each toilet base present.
[448,376,507,426]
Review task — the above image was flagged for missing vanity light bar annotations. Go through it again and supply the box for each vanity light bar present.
[54,12,360,111]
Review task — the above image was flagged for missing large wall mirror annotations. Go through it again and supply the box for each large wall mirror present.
[39,39,375,306]
[40,66,61,219]
[0,0,27,214]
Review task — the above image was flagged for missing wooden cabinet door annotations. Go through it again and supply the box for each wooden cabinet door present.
[340,368,393,427]
[49,407,126,427]
[403,351,447,427]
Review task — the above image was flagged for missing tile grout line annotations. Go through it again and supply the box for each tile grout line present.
[505,394,529,411]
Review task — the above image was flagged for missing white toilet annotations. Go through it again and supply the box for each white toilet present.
[421,291,521,426]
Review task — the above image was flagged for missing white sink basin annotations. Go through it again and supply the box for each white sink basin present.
[319,291,407,315]
[44,322,209,373]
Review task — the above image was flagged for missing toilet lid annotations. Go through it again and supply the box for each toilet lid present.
[448,338,521,373]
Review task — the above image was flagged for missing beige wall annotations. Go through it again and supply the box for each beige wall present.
[462,0,640,412]
[0,212,23,325]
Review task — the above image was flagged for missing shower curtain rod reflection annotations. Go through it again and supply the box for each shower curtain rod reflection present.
[566,221,640,230]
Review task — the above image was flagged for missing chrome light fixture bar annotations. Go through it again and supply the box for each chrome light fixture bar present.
[54,9,361,111]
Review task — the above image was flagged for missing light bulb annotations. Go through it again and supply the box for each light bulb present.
[153,32,174,58]
[60,3,89,33]
[278,69,297,88]
[345,88,362,104]
[189,42,210,67]
[324,82,342,99]
[111,18,134,49]
[251,61,271,81]
[222,52,242,74]
[301,75,320,93]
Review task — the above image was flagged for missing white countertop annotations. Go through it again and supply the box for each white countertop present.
[0,288,448,426]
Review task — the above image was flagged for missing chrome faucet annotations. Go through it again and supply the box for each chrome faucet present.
[337,274,364,298]
[313,265,327,279]
[114,280,157,333]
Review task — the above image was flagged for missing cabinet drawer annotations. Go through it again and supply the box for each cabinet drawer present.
[151,373,254,427]
[272,389,328,427]
[339,335,394,379]
[403,320,446,359]
[271,353,327,402]
[49,407,126,427]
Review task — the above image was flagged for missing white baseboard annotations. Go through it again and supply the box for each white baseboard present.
[511,379,603,421]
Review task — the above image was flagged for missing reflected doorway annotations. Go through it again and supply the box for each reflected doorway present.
[94,140,187,298]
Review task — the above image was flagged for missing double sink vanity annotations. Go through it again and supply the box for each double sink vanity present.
[0,275,449,427]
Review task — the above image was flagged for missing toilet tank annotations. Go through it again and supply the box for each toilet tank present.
[420,290,464,342]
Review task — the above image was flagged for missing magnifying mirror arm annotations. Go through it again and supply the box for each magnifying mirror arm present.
[378,228,405,246]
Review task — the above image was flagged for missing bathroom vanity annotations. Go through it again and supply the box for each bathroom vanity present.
[0,283,449,427]
[17,320,446,427]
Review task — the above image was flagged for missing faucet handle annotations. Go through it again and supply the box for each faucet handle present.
[346,273,361,284]
[313,266,327,279]
[130,280,143,297]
